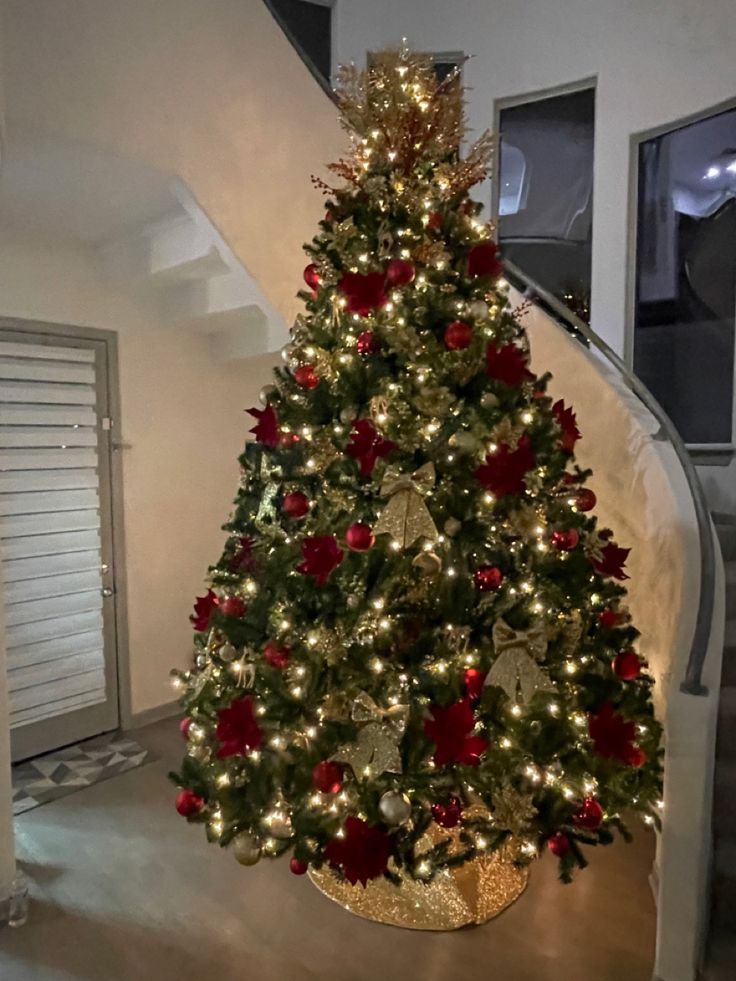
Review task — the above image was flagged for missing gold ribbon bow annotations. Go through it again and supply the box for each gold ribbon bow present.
[486,617,552,704]
[373,462,439,548]
[332,691,409,780]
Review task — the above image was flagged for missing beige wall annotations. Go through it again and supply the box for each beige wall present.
[0,231,277,715]
[1,0,344,335]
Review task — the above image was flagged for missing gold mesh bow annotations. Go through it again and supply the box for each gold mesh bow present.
[332,691,409,780]
[373,462,438,548]
[486,618,552,703]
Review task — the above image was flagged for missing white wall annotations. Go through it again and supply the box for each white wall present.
[333,0,736,511]
[0,231,276,716]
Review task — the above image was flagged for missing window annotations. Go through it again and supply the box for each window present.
[267,0,332,88]
[496,86,595,322]
[633,106,736,446]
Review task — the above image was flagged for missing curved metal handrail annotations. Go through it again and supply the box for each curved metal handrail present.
[504,258,715,696]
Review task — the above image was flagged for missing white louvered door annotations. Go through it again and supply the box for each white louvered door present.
[0,327,120,761]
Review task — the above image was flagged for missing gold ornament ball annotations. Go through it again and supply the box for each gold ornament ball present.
[259,383,276,405]
[379,791,412,826]
[265,812,293,839]
[448,431,477,453]
[481,392,499,409]
[412,551,442,577]
[231,832,261,866]
[218,643,237,662]
[444,517,461,537]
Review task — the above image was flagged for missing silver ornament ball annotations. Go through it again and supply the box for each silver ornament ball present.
[218,643,237,663]
[231,832,261,866]
[379,791,412,826]
[259,383,276,405]
[340,406,357,425]
[195,653,207,670]
[444,517,461,537]
[281,343,297,364]
[469,299,489,320]
[346,594,360,610]
[481,391,499,409]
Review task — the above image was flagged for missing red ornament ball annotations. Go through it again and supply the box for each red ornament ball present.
[175,788,205,817]
[345,522,375,551]
[599,608,623,629]
[575,488,597,512]
[356,330,381,356]
[179,717,192,739]
[303,263,321,291]
[551,529,579,551]
[385,258,415,287]
[573,797,604,830]
[290,857,309,876]
[294,364,320,390]
[282,491,310,519]
[627,746,648,768]
[263,640,290,669]
[312,760,344,794]
[473,566,503,592]
[547,833,571,858]
[444,320,473,350]
[431,796,463,828]
[614,650,641,681]
[220,595,246,618]
[464,668,486,703]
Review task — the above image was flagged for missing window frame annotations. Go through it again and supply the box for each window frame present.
[626,96,736,456]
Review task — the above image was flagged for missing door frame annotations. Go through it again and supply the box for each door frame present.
[491,76,598,230]
[0,316,131,759]
[625,96,736,458]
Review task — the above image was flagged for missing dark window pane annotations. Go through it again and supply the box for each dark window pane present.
[269,0,331,87]
[634,108,736,444]
[498,88,595,322]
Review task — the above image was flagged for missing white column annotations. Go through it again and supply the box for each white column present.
[0,586,16,905]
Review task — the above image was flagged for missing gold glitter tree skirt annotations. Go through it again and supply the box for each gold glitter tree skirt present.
[309,851,529,931]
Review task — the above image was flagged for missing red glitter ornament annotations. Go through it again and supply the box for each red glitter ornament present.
[599,608,624,629]
[385,258,415,287]
[219,595,246,618]
[290,857,309,876]
[345,522,375,551]
[613,650,641,681]
[303,263,321,291]
[444,320,473,350]
[431,796,463,828]
[464,668,487,703]
[575,488,597,511]
[175,788,205,817]
[179,717,192,738]
[263,640,290,670]
[294,364,320,390]
[573,797,604,830]
[473,566,503,592]
[547,833,571,858]
[282,491,310,519]
[356,330,381,356]
[551,529,579,551]
[312,760,344,794]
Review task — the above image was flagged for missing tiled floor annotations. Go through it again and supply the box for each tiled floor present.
[1,718,657,981]
[12,733,152,815]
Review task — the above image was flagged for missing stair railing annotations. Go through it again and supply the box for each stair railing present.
[503,258,715,697]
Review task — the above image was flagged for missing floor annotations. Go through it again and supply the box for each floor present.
[1,719,657,981]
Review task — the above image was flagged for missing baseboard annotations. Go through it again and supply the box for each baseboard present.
[126,699,180,731]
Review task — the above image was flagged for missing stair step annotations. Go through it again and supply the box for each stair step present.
[716,523,736,561]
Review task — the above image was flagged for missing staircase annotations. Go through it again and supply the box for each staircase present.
[705,516,736,978]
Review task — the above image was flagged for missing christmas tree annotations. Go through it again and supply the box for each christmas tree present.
[172,49,662,890]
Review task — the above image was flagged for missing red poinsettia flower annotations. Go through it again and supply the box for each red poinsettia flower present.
[424,698,489,767]
[339,271,388,316]
[346,419,396,477]
[486,342,534,387]
[588,702,645,766]
[323,816,394,886]
[247,404,280,448]
[190,589,218,631]
[592,541,631,581]
[296,535,344,585]
[229,536,257,573]
[473,436,536,498]
[216,696,263,758]
[552,400,581,453]
[468,241,504,280]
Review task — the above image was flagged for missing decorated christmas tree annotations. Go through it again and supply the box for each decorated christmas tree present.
[172,49,662,900]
